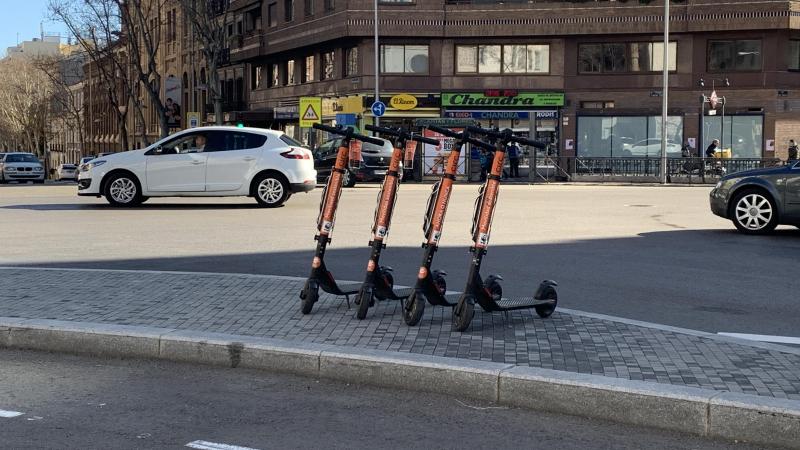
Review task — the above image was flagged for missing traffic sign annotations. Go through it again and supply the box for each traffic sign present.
[371,101,386,117]
[299,97,322,127]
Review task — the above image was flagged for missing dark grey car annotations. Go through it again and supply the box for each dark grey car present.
[710,161,800,234]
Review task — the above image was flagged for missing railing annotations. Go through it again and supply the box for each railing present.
[568,157,783,181]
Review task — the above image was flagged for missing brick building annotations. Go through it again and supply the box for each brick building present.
[221,0,799,170]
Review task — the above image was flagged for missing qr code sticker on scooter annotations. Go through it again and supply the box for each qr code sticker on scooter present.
[478,233,490,246]
[321,221,333,233]
[432,231,442,243]
[375,226,388,239]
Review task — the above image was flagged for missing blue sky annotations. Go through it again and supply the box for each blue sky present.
[1,0,67,55]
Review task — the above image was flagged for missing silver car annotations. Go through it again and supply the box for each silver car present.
[0,152,45,184]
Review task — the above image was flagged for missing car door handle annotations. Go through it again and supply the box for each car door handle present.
[191,160,205,165]
[243,156,256,161]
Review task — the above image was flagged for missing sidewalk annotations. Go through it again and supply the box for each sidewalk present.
[1,267,799,446]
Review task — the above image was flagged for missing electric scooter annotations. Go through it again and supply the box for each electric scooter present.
[451,126,559,332]
[354,125,440,320]
[299,123,386,314]
[402,125,496,326]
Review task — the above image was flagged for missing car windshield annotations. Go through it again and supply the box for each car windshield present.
[62,165,76,169]
[5,154,39,163]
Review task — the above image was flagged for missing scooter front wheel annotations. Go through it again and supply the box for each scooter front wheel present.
[452,294,475,332]
[535,285,558,318]
[403,291,426,326]
[356,286,372,320]
[300,280,318,315]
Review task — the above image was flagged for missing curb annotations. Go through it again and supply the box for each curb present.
[1,318,798,449]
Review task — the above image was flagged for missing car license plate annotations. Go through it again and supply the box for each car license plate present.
[374,170,386,176]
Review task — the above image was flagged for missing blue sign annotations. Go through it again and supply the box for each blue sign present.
[336,113,357,126]
[371,101,386,117]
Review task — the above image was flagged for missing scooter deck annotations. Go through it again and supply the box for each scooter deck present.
[479,296,555,312]
[427,293,461,307]
[323,282,362,296]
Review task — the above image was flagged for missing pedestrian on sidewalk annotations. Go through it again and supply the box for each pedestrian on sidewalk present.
[705,139,719,158]
[479,149,489,181]
[788,139,798,162]
[507,142,520,178]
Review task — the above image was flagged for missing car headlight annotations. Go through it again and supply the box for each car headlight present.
[714,181,723,189]
[4,167,16,172]
[34,166,43,172]
[81,160,107,172]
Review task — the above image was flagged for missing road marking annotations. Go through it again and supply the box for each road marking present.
[717,333,800,345]
[186,441,261,450]
[0,410,24,418]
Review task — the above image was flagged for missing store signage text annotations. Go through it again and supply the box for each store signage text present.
[389,94,418,110]
[442,92,565,108]
[444,111,559,120]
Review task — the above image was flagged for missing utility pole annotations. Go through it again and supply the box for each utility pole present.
[660,0,670,184]
[373,0,379,127]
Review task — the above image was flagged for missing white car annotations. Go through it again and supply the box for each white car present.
[78,126,316,207]
[56,163,78,181]
[0,152,46,184]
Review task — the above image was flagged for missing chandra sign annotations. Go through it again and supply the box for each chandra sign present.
[389,94,418,110]
[442,92,565,108]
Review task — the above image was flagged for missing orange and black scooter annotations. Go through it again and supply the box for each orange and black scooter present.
[402,125,496,326]
[452,126,559,332]
[299,123,386,315]
[354,124,440,320]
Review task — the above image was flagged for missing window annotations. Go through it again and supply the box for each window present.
[245,8,262,32]
[268,3,277,27]
[304,55,315,82]
[702,115,764,158]
[580,42,677,73]
[324,0,334,11]
[270,63,280,87]
[457,44,549,74]
[280,134,305,147]
[286,60,296,85]
[320,51,335,80]
[305,0,313,16]
[253,65,262,88]
[708,40,762,72]
[345,47,358,76]
[577,116,684,157]
[790,40,800,70]
[285,0,294,22]
[221,132,268,151]
[380,45,428,74]
[156,132,210,154]
[581,101,615,109]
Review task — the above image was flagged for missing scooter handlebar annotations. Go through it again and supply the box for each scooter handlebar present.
[413,135,440,146]
[466,126,546,149]
[313,123,384,146]
[365,124,440,146]
[365,124,400,136]
[509,135,547,149]
[465,137,495,151]
[426,125,461,139]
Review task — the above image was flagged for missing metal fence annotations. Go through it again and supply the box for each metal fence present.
[562,157,783,181]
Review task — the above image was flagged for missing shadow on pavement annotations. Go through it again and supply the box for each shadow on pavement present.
[5,228,800,336]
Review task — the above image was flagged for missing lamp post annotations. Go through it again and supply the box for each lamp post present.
[373,0,380,127]
[699,77,730,156]
[660,0,670,184]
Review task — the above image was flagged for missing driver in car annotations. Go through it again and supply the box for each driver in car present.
[193,134,207,152]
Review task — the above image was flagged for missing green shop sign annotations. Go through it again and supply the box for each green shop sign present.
[442,92,565,108]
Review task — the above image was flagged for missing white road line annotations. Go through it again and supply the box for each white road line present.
[717,332,800,345]
[0,410,24,418]
[186,441,261,450]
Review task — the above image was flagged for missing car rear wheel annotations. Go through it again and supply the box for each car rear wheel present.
[730,189,778,235]
[254,173,289,207]
[342,170,356,188]
[104,173,143,207]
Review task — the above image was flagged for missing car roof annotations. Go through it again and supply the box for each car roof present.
[173,126,284,137]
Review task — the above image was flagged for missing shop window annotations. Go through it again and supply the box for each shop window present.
[305,0,313,16]
[788,40,800,71]
[345,47,358,76]
[285,0,294,22]
[380,45,429,74]
[702,115,763,158]
[708,40,762,72]
[577,116,683,157]
[304,55,315,83]
[268,3,278,27]
[322,51,335,80]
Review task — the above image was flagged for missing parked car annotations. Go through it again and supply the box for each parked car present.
[314,137,398,187]
[0,152,45,184]
[710,161,800,234]
[77,126,316,207]
[56,163,79,181]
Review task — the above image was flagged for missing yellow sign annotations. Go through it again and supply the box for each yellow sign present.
[299,97,322,127]
[390,94,418,111]
[322,95,364,117]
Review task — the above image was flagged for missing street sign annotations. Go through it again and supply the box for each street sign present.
[299,97,322,127]
[371,101,386,117]
[186,112,200,128]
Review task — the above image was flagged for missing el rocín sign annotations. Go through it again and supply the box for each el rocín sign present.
[442,92,565,108]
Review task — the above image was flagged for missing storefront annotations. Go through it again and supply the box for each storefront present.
[576,115,684,158]
[363,93,441,130]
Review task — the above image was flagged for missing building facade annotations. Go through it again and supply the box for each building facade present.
[222,0,800,168]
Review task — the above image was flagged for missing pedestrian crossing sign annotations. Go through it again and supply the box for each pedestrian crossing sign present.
[299,97,322,127]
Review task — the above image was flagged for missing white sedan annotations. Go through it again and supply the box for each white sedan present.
[78,126,316,207]
[56,164,78,181]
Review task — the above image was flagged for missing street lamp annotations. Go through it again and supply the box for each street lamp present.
[660,0,670,184]
[373,0,379,128]
[699,77,730,159]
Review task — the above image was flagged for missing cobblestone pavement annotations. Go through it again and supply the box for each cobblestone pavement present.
[1,267,798,400]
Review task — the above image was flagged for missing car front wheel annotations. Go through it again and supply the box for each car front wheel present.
[342,169,356,188]
[730,189,778,235]
[254,173,289,207]
[104,173,143,207]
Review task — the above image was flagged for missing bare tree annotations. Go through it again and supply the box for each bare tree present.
[0,58,53,158]
[33,54,87,157]
[50,0,134,150]
[180,0,232,125]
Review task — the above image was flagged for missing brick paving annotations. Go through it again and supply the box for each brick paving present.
[1,268,798,400]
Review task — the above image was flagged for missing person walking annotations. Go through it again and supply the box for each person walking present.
[507,142,520,178]
[788,139,798,162]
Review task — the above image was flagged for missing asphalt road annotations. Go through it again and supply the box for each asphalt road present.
[1,183,798,336]
[0,349,761,449]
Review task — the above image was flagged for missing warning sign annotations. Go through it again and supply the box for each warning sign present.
[299,97,322,127]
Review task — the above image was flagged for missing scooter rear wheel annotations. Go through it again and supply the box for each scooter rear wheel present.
[403,291,426,326]
[356,286,372,320]
[300,280,318,315]
[534,286,558,318]
[452,294,475,332]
